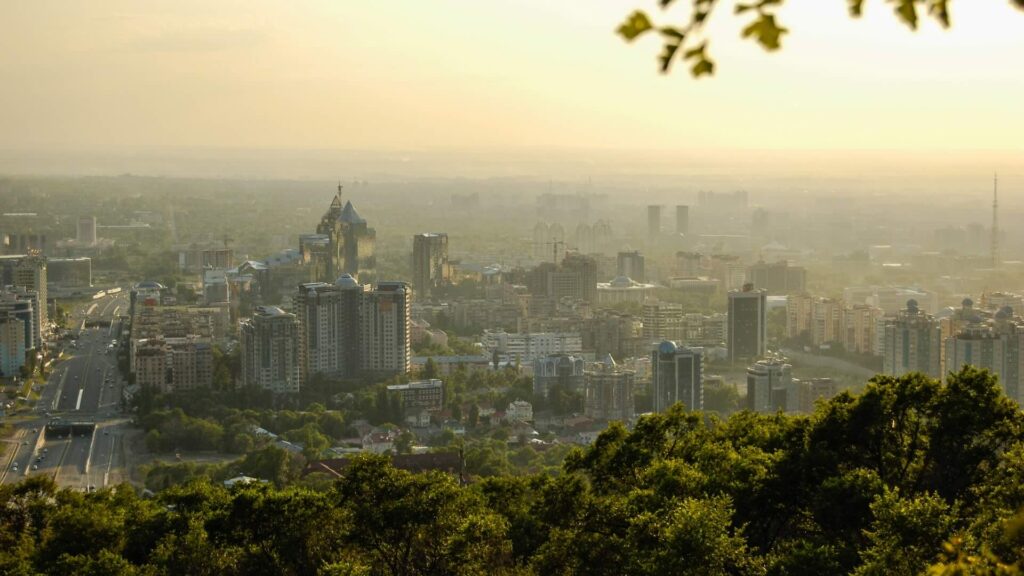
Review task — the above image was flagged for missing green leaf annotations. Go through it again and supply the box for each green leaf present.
[691,56,715,77]
[658,41,682,73]
[893,0,919,29]
[742,13,788,51]
[683,42,707,60]
[928,0,950,27]
[660,27,686,41]
[849,0,865,17]
[617,10,653,41]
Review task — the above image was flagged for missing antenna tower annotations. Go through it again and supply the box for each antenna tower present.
[992,173,999,269]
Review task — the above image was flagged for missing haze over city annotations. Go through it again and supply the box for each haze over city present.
[2,2,1024,575]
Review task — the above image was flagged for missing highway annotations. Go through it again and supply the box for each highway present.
[2,290,131,489]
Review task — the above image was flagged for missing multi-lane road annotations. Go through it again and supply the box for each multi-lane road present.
[1,290,132,489]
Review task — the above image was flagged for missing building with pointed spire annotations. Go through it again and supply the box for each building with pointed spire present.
[310,185,376,282]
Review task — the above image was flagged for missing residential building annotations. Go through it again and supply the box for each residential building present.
[0,287,40,349]
[882,299,942,378]
[786,295,842,346]
[943,308,1024,403]
[481,330,582,363]
[0,255,47,330]
[240,306,302,393]
[728,284,767,363]
[294,277,363,381]
[643,301,684,341]
[387,379,445,412]
[506,400,534,423]
[581,311,642,359]
[133,337,214,393]
[746,260,806,295]
[360,282,411,376]
[527,253,598,305]
[76,216,97,246]
[533,354,586,398]
[793,378,839,413]
[584,354,635,421]
[842,304,884,355]
[412,233,451,300]
[651,341,703,412]
[0,314,25,377]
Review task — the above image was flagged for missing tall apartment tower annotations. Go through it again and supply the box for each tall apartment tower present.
[77,216,97,246]
[412,233,450,300]
[616,251,645,282]
[651,341,703,412]
[728,283,767,363]
[676,205,689,235]
[647,205,662,241]
[882,299,942,379]
[240,306,302,394]
[0,314,26,377]
[293,276,364,381]
[943,307,1023,403]
[13,255,46,330]
[360,282,411,376]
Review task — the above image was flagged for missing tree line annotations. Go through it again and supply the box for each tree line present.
[3,366,1023,575]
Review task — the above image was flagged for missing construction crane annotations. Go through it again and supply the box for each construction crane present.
[531,240,568,263]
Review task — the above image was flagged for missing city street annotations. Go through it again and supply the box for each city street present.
[1,290,131,488]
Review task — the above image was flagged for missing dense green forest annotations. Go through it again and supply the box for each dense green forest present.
[3,366,1024,575]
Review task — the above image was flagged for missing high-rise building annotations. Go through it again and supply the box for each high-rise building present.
[412,233,450,300]
[315,186,376,281]
[676,205,689,236]
[294,276,364,381]
[746,261,806,295]
[786,295,842,346]
[728,284,767,363]
[842,304,884,355]
[882,299,942,379]
[643,301,684,341]
[584,354,636,421]
[16,255,46,330]
[616,251,645,282]
[944,308,1024,403]
[0,314,26,377]
[527,253,598,305]
[240,306,302,393]
[76,216,97,246]
[746,357,792,413]
[0,287,40,350]
[360,282,411,376]
[533,354,585,398]
[647,205,662,241]
[651,341,703,411]
[0,255,47,332]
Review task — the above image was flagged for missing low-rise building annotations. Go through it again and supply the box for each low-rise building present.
[387,379,444,413]
[506,400,534,423]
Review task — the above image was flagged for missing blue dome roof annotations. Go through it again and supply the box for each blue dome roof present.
[658,341,678,355]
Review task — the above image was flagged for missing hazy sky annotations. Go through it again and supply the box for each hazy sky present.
[2,0,1022,153]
